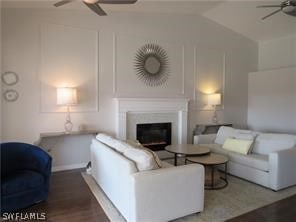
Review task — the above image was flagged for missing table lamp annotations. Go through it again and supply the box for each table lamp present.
[57,87,78,133]
[208,93,221,124]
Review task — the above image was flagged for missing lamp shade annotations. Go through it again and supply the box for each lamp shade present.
[83,0,98,3]
[57,87,77,105]
[208,93,221,106]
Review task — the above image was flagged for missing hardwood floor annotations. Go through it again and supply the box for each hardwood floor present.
[227,194,296,222]
[21,169,109,222]
[19,169,296,222]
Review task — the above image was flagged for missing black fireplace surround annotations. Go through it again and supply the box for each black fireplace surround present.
[136,122,172,151]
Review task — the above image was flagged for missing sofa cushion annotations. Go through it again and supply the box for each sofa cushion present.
[96,133,118,148]
[223,138,253,155]
[161,161,174,168]
[215,126,236,145]
[123,147,160,171]
[252,133,296,155]
[200,143,269,171]
[234,130,258,141]
[96,133,132,153]
[215,127,258,145]
[96,133,114,144]
[126,139,141,147]
[2,170,44,195]
[228,152,269,172]
[96,134,162,171]
[126,140,163,168]
[199,143,229,156]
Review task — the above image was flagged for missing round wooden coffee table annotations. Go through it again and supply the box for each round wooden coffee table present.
[186,153,229,190]
[165,144,210,166]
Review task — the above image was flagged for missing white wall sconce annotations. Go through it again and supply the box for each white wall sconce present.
[57,87,78,133]
[208,93,221,124]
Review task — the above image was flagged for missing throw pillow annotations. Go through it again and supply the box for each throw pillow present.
[126,139,142,147]
[222,138,254,155]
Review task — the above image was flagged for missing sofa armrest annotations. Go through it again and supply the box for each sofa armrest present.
[193,134,216,144]
[269,147,296,191]
[129,164,204,222]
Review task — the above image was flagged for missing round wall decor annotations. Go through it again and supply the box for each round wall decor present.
[134,43,169,87]
[3,89,19,102]
[1,71,19,86]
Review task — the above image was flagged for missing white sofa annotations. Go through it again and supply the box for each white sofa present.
[194,126,296,191]
[91,137,204,222]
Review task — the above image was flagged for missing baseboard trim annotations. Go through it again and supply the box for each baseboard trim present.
[52,163,88,172]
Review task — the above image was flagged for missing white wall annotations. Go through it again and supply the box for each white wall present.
[39,133,94,171]
[248,67,296,134]
[258,34,296,71]
[1,7,258,144]
[248,35,296,134]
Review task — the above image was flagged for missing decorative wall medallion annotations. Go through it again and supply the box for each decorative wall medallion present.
[1,72,19,86]
[3,89,19,102]
[134,43,169,87]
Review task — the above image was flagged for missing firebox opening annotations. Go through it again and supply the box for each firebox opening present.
[136,122,172,151]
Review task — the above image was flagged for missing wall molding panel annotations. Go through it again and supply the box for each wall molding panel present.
[181,45,185,95]
[194,47,226,111]
[112,32,117,95]
[39,23,99,113]
[112,33,186,97]
[2,8,258,145]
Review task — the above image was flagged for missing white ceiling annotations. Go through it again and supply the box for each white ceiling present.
[2,0,296,42]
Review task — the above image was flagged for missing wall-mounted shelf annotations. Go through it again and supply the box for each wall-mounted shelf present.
[193,124,232,136]
[40,130,98,138]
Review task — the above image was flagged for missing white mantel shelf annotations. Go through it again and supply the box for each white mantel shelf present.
[114,98,190,144]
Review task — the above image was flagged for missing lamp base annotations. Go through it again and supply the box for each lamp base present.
[64,120,73,133]
[212,114,219,124]
[212,106,219,124]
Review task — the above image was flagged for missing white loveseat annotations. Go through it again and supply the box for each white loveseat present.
[194,126,296,191]
[91,136,204,222]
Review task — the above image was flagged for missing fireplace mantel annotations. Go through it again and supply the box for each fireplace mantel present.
[114,98,189,144]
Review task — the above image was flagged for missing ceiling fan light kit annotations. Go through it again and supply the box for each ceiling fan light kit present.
[257,0,296,20]
[84,0,99,4]
[54,0,137,16]
[283,5,296,13]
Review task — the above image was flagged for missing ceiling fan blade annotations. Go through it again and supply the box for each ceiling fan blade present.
[261,9,282,20]
[98,0,137,4]
[84,2,107,16]
[54,0,75,7]
[257,5,281,8]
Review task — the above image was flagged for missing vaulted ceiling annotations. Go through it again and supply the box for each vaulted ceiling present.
[2,0,296,42]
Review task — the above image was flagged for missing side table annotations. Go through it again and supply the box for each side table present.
[186,153,229,190]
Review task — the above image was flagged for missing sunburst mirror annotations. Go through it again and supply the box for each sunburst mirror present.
[134,43,169,87]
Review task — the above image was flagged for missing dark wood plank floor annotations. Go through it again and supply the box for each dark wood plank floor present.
[21,169,109,222]
[227,194,296,222]
[19,169,296,222]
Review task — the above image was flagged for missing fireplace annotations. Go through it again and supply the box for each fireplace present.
[136,123,172,151]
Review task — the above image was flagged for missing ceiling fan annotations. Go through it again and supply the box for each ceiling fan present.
[54,0,137,16]
[257,0,296,20]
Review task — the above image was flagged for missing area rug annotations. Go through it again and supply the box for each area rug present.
[82,172,296,222]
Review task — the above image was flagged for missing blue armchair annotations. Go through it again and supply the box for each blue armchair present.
[1,142,52,213]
